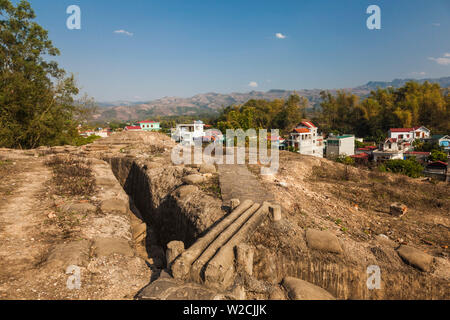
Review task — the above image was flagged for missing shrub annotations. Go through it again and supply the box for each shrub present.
[379,158,424,178]
[429,150,448,162]
[72,135,102,147]
[335,155,355,166]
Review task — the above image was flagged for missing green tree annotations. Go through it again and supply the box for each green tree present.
[429,150,448,162]
[0,0,90,148]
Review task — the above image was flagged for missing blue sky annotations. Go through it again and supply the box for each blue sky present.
[24,0,450,101]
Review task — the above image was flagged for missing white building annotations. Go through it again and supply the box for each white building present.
[289,121,324,158]
[326,135,355,158]
[388,126,430,142]
[172,120,205,145]
[373,138,405,162]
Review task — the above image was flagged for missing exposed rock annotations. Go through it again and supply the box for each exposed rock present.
[93,238,134,257]
[182,174,206,185]
[305,229,343,254]
[100,198,129,215]
[166,241,185,268]
[96,177,118,187]
[45,240,91,271]
[137,278,217,300]
[131,222,147,243]
[397,245,434,272]
[235,243,254,276]
[230,199,240,211]
[390,203,408,217]
[269,204,282,222]
[62,202,97,214]
[199,164,216,174]
[282,277,335,300]
[175,185,199,199]
[269,286,287,300]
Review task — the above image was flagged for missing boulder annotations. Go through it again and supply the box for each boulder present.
[390,203,408,217]
[282,277,335,300]
[306,229,343,254]
[137,278,217,300]
[182,174,206,185]
[93,238,134,257]
[199,164,216,174]
[46,240,91,271]
[100,198,129,215]
[175,185,199,199]
[397,245,434,272]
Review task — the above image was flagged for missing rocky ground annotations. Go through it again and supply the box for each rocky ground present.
[0,132,448,300]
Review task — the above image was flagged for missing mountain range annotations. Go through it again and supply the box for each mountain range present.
[93,76,450,122]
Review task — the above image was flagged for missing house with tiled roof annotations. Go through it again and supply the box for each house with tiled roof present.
[124,125,142,132]
[288,121,324,158]
[388,126,430,142]
[373,138,406,162]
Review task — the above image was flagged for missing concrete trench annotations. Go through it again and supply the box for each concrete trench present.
[100,154,449,300]
[106,157,206,249]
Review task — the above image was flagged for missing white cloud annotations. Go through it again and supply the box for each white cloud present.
[429,53,450,66]
[410,71,426,76]
[114,29,134,36]
[275,33,286,39]
[248,81,258,88]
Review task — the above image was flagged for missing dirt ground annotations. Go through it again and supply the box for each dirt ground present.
[250,151,449,256]
[0,150,151,300]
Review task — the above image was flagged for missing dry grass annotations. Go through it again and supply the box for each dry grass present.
[45,155,95,197]
[199,174,222,199]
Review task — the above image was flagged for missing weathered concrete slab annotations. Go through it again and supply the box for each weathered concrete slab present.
[218,164,274,206]
[282,277,335,300]
[397,245,434,272]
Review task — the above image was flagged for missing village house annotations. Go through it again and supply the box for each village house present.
[373,138,406,162]
[171,120,206,145]
[267,135,286,149]
[326,135,355,158]
[354,145,377,161]
[124,125,142,132]
[138,120,160,132]
[202,129,224,144]
[425,135,450,154]
[289,121,324,158]
[388,126,431,142]
[424,161,449,181]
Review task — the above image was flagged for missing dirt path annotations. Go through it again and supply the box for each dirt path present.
[0,158,52,299]
[218,164,274,206]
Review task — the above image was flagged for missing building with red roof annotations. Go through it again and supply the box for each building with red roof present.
[289,121,324,158]
[388,126,430,142]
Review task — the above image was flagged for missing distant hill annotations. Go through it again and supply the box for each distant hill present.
[93,77,450,122]
[356,76,450,91]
